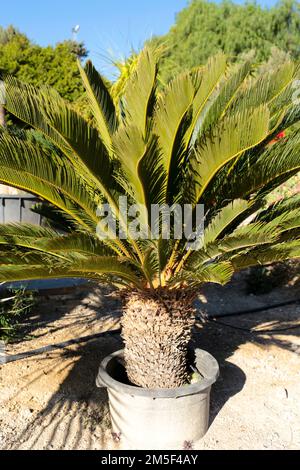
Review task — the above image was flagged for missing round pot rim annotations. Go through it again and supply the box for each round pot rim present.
[96,348,219,398]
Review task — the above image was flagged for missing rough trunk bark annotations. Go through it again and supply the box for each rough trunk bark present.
[121,289,196,389]
[0,105,6,127]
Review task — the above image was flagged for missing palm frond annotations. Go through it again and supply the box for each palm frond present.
[3,75,69,154]
[231,241,300,270]
[228,60,295,114]
[262,209,300,236]
[199,59,252,133]
[0,130,98,230]
[66,255,143,288]
[191,105,270,204]
[1,49,300,289]
[153,71,195,202]
[3,76,116,203]
[203,199,250,245]
[186,221,278,268]
[41,88,114,198]
[31,202,76,232]
[172,261,234,287]
[0,223,62,255]
[78,59,118,151]
[255,194,300,223]
[122,46,159,134]
[0,246,142,288]
[0,224,119,263]
[226,129,300,200]
[187,53,227,147]
[42,231,117,257]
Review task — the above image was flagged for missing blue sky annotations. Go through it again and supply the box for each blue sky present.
[2,0,277,76]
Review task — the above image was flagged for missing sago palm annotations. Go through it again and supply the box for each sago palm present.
[0,48,300,388]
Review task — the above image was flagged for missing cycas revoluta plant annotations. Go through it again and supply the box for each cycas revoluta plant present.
[0,48,300,388]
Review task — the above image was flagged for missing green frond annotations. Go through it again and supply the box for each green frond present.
[263,209,300,237]
[78,59,118,151]
[229,60,295,114]
[3,76,115,202]
[122,46,159,134]
[0,130,98,230]
[140,244,161,287]
[226,129,300,200]
[113,125,166,227]
[0,223,61,255]
[0,265,86,283]
[203,199,250,245]
[42,232,118,257]
[278,103,300,131]
[187,53,227,147]
[1,49,300,290]
[3,74,69,154]
[0,223,58,239]
[216,225,278,258]
[0,248,142,288]
[173,261,234,287]
[66,255,143,288]
[0,224,117,261]
[231,240,300,270]
[156,237,172,274]
[153,71,194,202]
[186,221,279,268]
[110,53,139,108]
[30,202,76,232]
[199,59,252,133]
[41,88,114,197]
[255,194,300,223]
[0,130,130,256]
[191,105,270,203]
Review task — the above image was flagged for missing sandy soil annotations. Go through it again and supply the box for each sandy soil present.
[0,277,300,450]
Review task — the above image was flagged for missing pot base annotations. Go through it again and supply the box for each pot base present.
[96,349,219,450]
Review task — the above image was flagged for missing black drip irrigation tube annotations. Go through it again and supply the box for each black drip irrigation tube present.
[199,297,300,334]
[2,297,300,365]
[2,329,121,364]
[206,297,300,319]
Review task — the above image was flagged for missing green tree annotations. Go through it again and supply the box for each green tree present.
[0,26,87,101]
[151,0,300,82]
[0,48,300,388]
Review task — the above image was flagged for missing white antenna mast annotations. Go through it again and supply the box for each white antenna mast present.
[72,25,80,41]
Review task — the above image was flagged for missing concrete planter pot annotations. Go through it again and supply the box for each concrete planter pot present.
[96,348,219,450]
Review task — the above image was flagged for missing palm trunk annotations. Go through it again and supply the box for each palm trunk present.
[0,105,6,127]
[121,289,196,389]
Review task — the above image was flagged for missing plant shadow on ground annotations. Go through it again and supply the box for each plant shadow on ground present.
[4,337,122,450]
[194,274,300,426]
[16,283,122,342]
[3,277,300,449]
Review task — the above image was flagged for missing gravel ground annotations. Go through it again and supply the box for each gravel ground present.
[0,279,299,450]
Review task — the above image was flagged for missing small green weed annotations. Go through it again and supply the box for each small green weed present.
[0,288,36,341]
